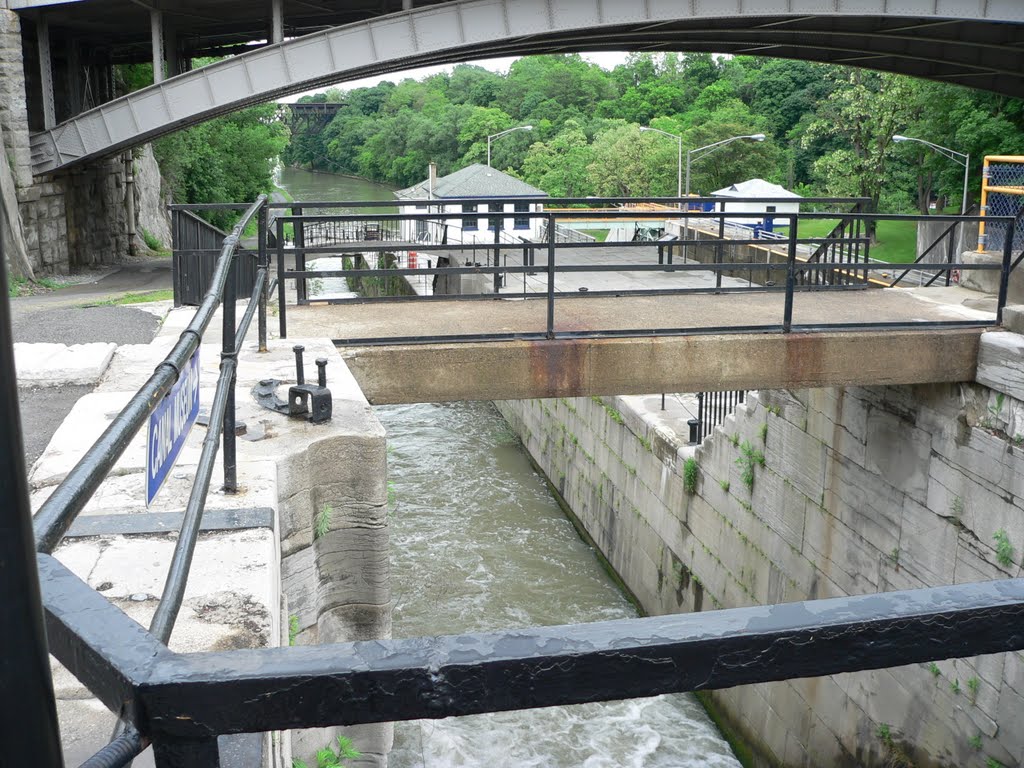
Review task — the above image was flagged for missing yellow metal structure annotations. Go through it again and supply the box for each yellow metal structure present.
[979,155,1024,252]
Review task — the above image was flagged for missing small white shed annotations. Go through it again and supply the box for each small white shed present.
[711,179,802,229]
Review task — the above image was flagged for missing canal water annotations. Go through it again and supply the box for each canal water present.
[277,166,741,768]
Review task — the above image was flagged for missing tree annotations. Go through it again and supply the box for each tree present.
[155,103,288,229]
[803,71,919,236]
[521,120,594,196]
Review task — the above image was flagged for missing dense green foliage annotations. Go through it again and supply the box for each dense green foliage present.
[153,104,288,229]
[282,53,1024,214]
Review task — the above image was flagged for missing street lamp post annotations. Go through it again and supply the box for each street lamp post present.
[892,134,970,215]
[639,126,683,203]
[487,125,533,167]
[684,133,766,197]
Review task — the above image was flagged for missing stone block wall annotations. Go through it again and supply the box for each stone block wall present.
[496,335,1024,767]
[0,9,170,275]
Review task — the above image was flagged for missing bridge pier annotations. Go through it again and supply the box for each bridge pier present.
[0,9,170,279]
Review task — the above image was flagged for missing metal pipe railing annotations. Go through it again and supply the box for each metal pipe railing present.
[261,201,1014,345]
[56,196,267,768]
[33,195,266,554]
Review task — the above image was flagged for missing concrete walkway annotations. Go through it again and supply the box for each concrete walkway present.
[288,284,993,341]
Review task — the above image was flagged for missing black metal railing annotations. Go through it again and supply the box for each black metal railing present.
[695,390,747,443]
[19,195,270,767]
[170,206,260,306]
[6,195,1024,768]
[263,196,1015,344]
[890,204,979,287]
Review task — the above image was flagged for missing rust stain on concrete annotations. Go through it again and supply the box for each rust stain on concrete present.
[784,333,825,385]
[526,340,587,398]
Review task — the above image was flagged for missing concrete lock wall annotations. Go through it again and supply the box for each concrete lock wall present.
[254,340,393,768]
[496,332,1024,768]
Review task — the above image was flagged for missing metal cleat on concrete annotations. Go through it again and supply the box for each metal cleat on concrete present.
[252,344,333,424]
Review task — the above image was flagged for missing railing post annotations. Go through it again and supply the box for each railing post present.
[493,216,501,293]
[547,213,556,340]
[783,215,798,333]
[277,218,287,339]
[945,222,958,287]
[257,202,268,352]
[171,208,181,307]
[997,219,1014,326]
[716,214,725,290]
[222,250,238,494]
[294,204,307,305]
[696,391,705,442]
[0,235,65,767]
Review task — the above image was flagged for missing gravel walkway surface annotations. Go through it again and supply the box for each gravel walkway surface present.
[12,261,171,465]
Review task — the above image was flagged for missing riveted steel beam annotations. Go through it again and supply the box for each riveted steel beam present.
[28,0,1024,174]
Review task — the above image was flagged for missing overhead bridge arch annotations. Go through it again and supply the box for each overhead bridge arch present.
[30,0,1024,175]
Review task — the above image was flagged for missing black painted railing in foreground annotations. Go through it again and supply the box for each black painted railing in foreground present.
[19,195,269,767]
[265,197,1016,345]
[7,195,1024,767]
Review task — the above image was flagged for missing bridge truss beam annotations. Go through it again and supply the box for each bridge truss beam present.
[29,0,1024,175]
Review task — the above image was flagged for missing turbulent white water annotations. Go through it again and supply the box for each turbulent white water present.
[275,167,741,768]
[380,402,740,768]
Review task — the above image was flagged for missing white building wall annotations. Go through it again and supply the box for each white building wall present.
[719,199,800,227]
[398,200,545,245]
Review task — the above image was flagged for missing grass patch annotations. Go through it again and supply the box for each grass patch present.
[140,228,167,252]
[87,289,175,306]
[777,218,919,264]
[579,228,609,242]
[9,276,62,297]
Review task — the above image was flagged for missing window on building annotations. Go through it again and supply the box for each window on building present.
[514,202,530,229]
[488,202,503,231]
[462,203,478,230]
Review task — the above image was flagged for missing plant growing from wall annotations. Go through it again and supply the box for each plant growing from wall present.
[293,735,360,768]
[683,457,699,495]
[987,759,1005,768]
[719,479,730,493]
[736,441,765,491]
[288,615,299,646]
[951,496,964,519]
[928,662,941,681]
[968,734,983,751]
[314,504,332,540]
[994,529,1015,568]
[877,724,893,745]
[759,422,768,443]
[950,679,960,695]
[967,676,981,703]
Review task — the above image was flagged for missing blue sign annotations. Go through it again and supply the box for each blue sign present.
[146,348,201,506]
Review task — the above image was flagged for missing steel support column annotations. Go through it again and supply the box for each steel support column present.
[36,15,56,129]
[150,9,165,84]
[164,22,179,78]
[271,0,284,44]
[0,236,64,766]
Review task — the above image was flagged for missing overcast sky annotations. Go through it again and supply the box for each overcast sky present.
[279,51,630,102]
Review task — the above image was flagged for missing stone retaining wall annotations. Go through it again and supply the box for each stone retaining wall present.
[496,331,1024,767]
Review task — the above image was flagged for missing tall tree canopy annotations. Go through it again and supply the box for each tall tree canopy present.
[279,54,1024,213]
